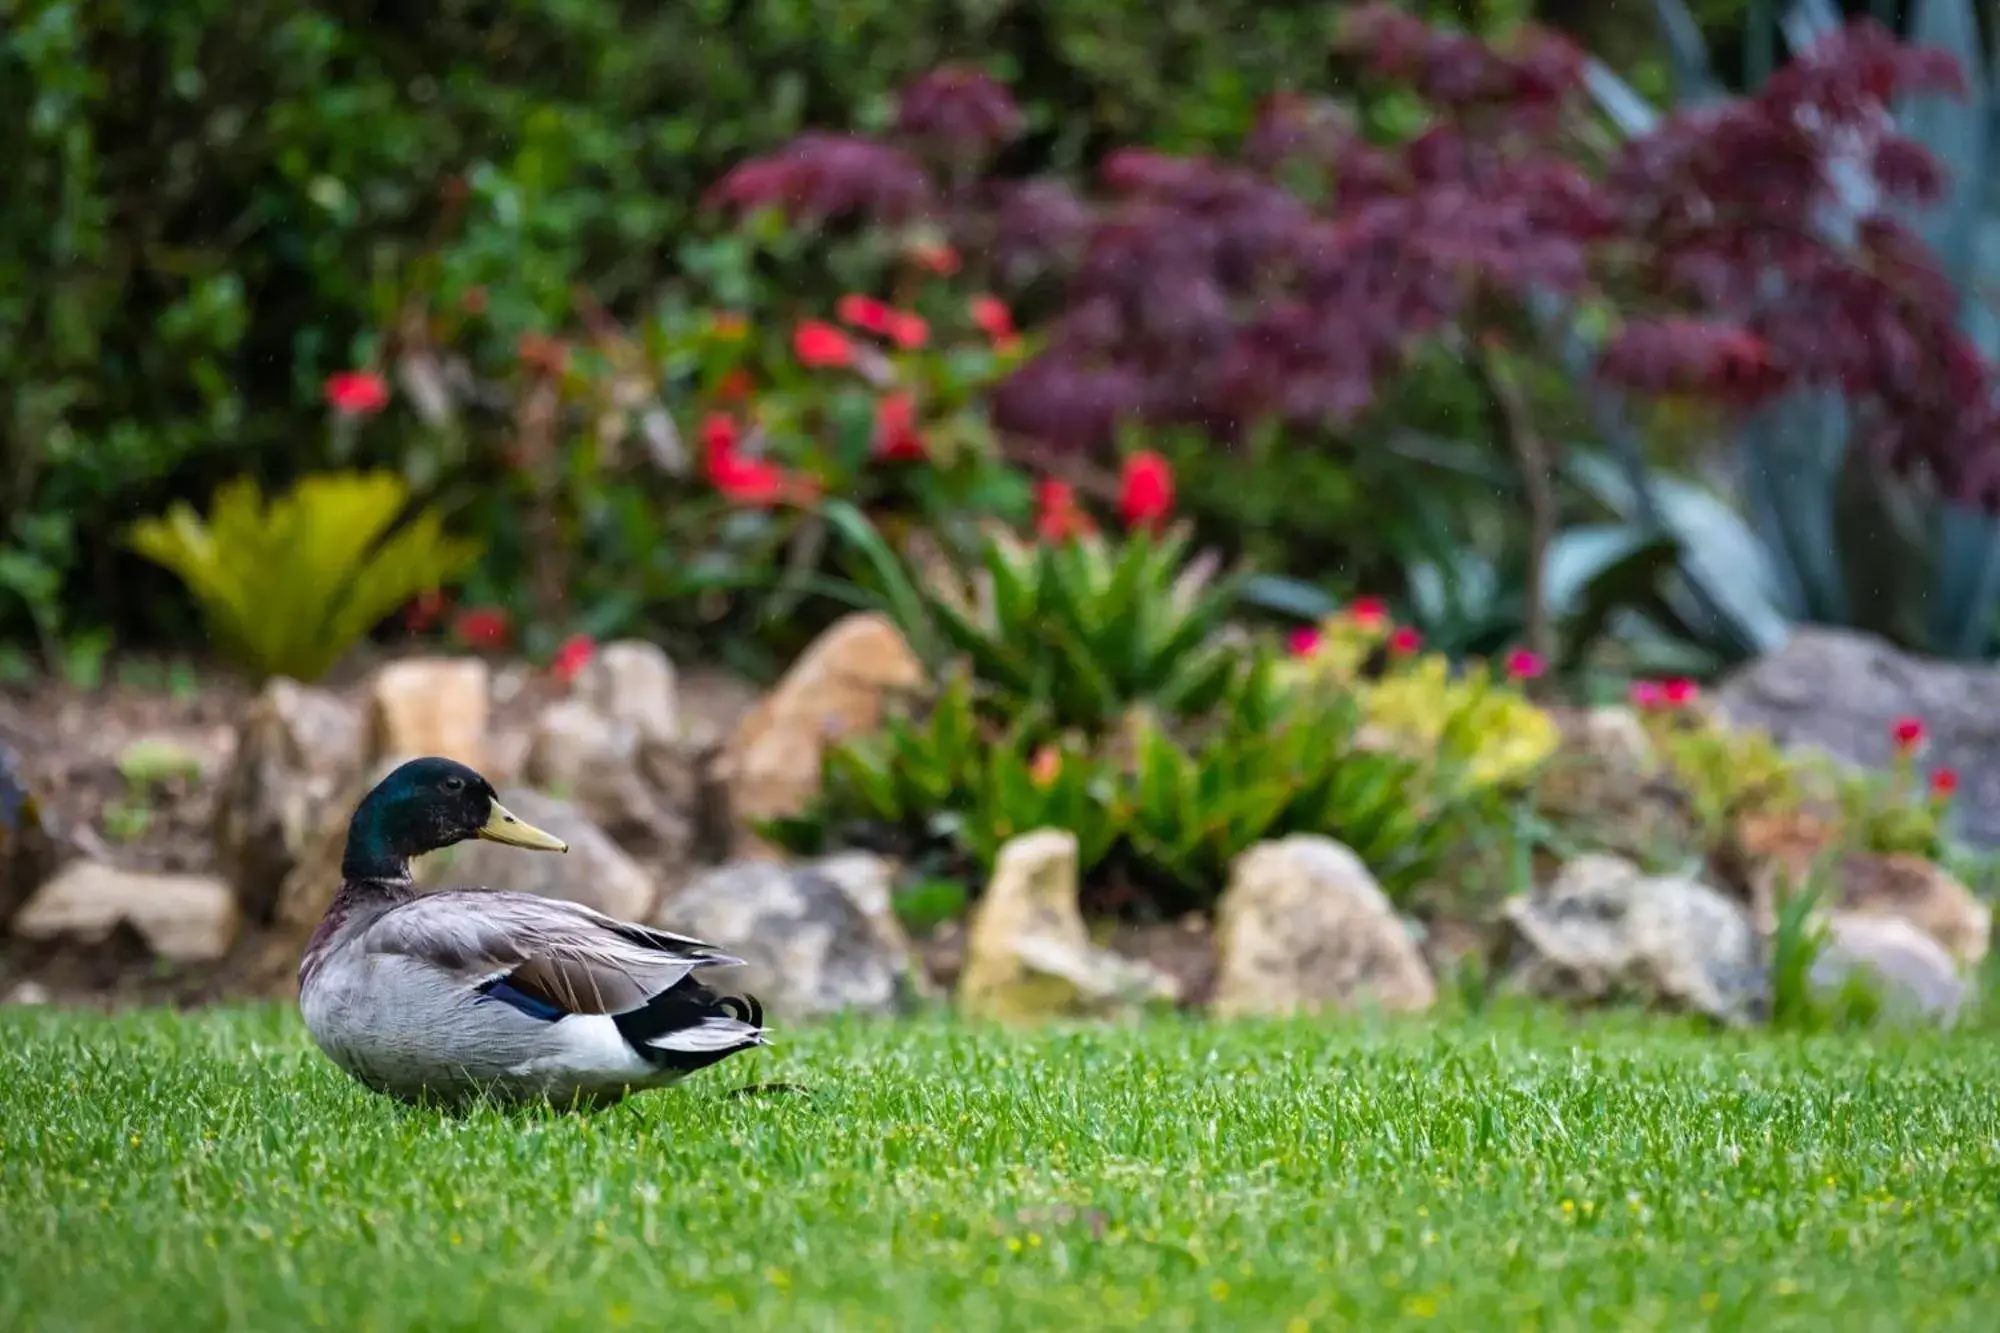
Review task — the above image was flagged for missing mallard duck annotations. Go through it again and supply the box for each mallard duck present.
[299,756,768,1109]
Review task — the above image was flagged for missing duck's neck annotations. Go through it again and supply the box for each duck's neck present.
[339,796,422,885]
[301,822,421,989]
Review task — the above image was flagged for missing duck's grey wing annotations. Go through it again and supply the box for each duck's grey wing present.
[358,891,745,1017]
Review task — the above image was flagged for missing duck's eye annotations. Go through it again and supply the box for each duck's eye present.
[442,776,465,793]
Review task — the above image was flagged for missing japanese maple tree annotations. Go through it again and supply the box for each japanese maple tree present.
[707,12,1999,671]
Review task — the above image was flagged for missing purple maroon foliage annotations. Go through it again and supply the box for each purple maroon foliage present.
[705,10,2000,507]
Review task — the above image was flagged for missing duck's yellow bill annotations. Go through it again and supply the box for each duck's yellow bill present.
[478,802,569,852]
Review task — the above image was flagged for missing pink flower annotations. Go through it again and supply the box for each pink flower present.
[550,634,596,685]
[1117,451,1175,531]
[1662,677,1699,707]
[1504,648,1546,681]
[324,371,389,417]
[1892,716,1927,754]
[793,320,854,368]
[1630,680,1665,709]
[1387,626,1422,656]
[1288,626,1322,658]
[1344,597,1388,630]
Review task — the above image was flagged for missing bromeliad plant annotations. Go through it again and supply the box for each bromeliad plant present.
[830,502,1241,736]
[768,504,1517,910]
[759,644,1481,909]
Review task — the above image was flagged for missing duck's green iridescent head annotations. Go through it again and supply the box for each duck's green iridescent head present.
[341,756,567,881]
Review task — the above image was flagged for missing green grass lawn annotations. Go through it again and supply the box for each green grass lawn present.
[4,1005,1998,1332]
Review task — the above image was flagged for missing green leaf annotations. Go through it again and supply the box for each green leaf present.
[821,499,936,661]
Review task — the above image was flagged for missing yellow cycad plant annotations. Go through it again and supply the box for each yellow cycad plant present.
[127,471,482,682]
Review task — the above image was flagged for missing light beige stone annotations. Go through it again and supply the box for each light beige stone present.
[1211,835,1436,1018]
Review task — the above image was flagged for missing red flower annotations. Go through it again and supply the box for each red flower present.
[1035,479,1094,541]
[454,606,510,651]
[1504,648,1546,681]
[971,294,1016,342]
[1117,451,1175,531]
[404,589,449,634]
[701,413,742,460]
[873,393,927,461]
[324,371,389,417]
[716,368,755,404]
[793,320,854,368]
[1288,626,1323,658]
[1346,597,1388,629]
[707,449,791,506]
[887,311,930,350]
[913,241,961,275]
[1662,677,1699,707]
[550,634,596,685]
[701,413,801,505]
[1892,715,1927,753]
[836,294,894,335]
[1387,626,1422,656]
[1930,767,1960,800]
[1630,680,1665,710]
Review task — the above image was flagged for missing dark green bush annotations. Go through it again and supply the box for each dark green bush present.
[5,0,1581,655]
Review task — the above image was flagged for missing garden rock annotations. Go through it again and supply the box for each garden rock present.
[1717,627,2000,847]
[413,788,656,922]
[1535,705,1694,860]
[653,852,917,1020]
[525,698,695,866]
[1726,808,1843,931]
[716,613,925,849]
[211,678,367,922]
[573,640,679,745]
[1,742,60,928]
[1210,835,1436,1018]
[369,657,490,768]
[1497,853,1766,1025]
[958,829,1180,1023]
[1810,912,1966,1025]
[12,861,239,963]
[1832,853,1989,970]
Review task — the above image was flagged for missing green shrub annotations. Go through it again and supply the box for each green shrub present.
[1,0,1537,657]
[126,471,480,682]
[769,516,1533,911]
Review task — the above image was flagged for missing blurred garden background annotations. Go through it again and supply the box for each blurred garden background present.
[3,0,1999,1031]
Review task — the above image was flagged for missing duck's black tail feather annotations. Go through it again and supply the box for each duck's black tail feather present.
[611,973,768,1075]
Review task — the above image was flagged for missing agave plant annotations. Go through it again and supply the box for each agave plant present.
[1577,0,2000,662]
